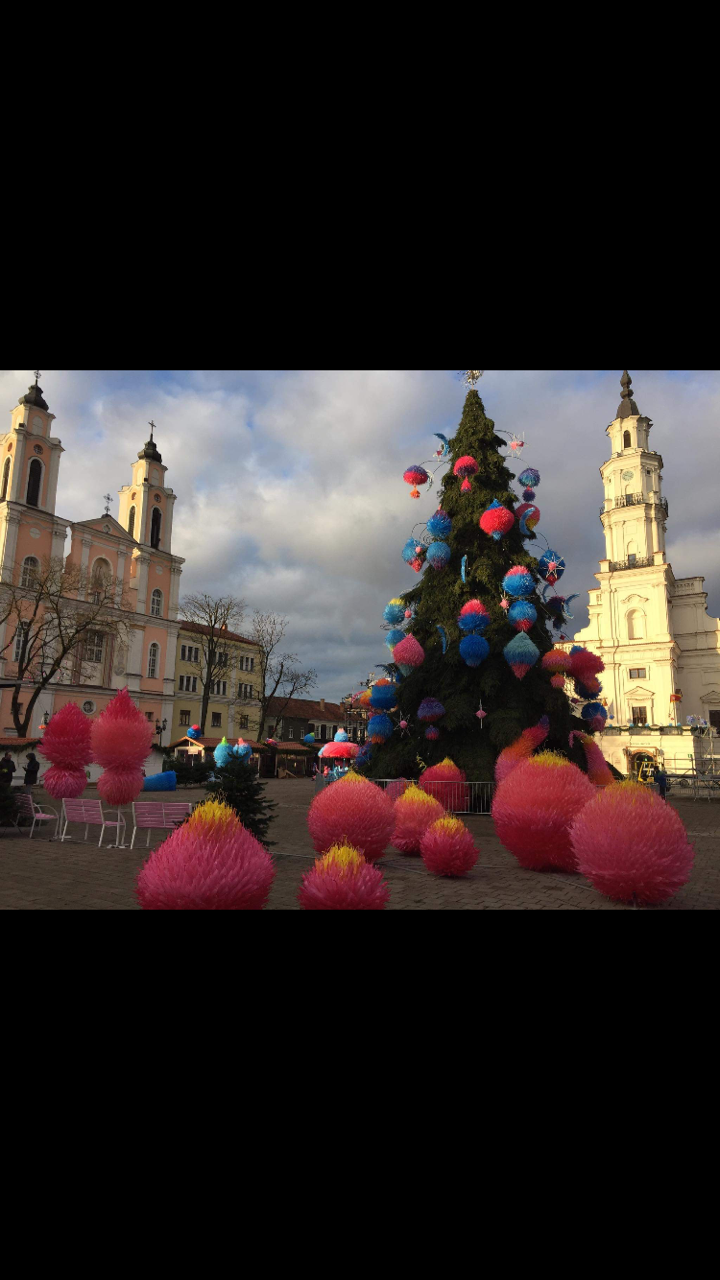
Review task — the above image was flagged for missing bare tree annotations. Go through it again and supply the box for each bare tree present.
[0,556,131,738]
[252,610,317,740]
[179,593,247,735]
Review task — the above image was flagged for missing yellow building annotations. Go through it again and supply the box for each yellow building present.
[169,621,262,745]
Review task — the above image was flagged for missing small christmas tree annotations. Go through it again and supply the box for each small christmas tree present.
[366,387,589,780]
[0,783,19,828]
[206,757,277,846]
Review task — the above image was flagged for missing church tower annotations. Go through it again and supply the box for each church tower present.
[0,372,68,583]
[562,370,720,779]
[117,422,176,553]
[600,371,668,567]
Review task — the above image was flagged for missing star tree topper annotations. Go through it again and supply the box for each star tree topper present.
[459,370,484,387]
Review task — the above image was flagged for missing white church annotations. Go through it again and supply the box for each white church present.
[559,371,720,780]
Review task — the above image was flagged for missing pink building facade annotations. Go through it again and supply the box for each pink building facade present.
[0,375,184,759]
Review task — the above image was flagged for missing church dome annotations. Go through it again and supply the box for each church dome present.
[19,381,48,411]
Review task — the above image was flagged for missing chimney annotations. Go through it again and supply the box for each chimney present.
[320,698,325,712]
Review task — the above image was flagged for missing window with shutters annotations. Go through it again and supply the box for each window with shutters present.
[180,710,190,726]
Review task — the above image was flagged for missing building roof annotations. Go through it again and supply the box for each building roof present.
[266,696,346,722]
[0,737,41,750]
[617,369,639,419]
[19,379,49,411]
[178,620,259,648]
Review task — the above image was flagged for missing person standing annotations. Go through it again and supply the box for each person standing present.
[24,752,40,787]
[0,752,16,787]
[656,766,668,801]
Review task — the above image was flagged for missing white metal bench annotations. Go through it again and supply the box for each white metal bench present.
[12,792,61,840]
[130,801,194,849]
[59,798,127,847]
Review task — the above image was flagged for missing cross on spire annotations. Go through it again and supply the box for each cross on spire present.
[148,420,156,440]
[103,493,113,515]
[33,370,41,384]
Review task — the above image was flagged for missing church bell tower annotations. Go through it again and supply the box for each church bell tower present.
[117,422,176,552]
[600,371,668,567]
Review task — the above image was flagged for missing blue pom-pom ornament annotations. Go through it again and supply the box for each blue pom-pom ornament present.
[367,713,394,744]
[508,600,537,632]
[502,567,536,598]
[459,635,490,668]
[383,601,406,626]
[425,541,451,571]
[426,509,452,538]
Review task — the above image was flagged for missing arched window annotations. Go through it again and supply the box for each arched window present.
[26,458,42,507]
[623,430,632,449]
[148,642,160,679]
[627,610,646,640]
[90,557,112,603]
[151,588,163,618]
[128,505,136,539]
[151,507,161,549]
[0,457,10,502]
[21,556,39,588]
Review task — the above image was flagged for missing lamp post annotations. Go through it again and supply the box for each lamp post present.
[155,717,167,748]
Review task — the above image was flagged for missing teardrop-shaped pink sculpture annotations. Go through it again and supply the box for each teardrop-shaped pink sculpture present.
[392,634,425,668]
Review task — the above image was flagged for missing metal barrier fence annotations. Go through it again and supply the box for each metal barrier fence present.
[374,779,495,814]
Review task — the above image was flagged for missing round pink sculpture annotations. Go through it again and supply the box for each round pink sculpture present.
[92,686,154,805]
[298,843,390,910]
[571,782,695,905]
[421,816,478,877]
[307,772,394,863]
[137,798,275,910]
[492,751,596,872]
[392,634,425,669]
[391,784,445,855]
[38,702,93,799]
[418,758,468,812]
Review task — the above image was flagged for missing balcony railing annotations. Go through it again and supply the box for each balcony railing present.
[609,556,655,571]
[600,495,668,518]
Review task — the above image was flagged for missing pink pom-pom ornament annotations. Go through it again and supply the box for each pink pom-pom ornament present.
[453,455,479,492]
[479,500,515,541]
[39,702,93,799]
[298,843,390,910]
[136,799,275,910]
[571,781,694,904]
[492,751,596,871]
[308,772,394,862]
[403,465,429,499]
[392,634,425,669]
[391,784,445,855]
[421,816,478,877]
[418,758,468,812]
[92,687,154,804]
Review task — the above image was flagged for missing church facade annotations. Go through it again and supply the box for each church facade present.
[0,374,184,757]
[559,372,720,778]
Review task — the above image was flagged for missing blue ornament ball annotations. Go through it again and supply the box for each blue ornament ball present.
[459,634,490,668]
[508,600,537,631]
[234,743,253,761]
[303,733,316,745]
[370,684,397,711]
[426,509,452,538]
[519,468,540,488]
[502,567,536,598]
[425,541,451,571]
[458,612,489,634]
[385,628,406,650]
[383,601,406,626]
[367,713,394,743]
[581,702,607,721]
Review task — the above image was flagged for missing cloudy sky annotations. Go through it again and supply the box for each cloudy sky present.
[3,369,718,700]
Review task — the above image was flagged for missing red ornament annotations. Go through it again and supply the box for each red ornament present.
[453,456,479,493]
[479,503,515,541]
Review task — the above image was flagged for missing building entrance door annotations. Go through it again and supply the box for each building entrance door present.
[631,750,656,782]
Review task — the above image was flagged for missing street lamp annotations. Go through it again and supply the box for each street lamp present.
[155,717,167,746]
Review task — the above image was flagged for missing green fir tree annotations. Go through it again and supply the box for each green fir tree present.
[365,389,590,780]
[205,757,278,846]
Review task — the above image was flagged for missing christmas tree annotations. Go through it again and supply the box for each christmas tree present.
[205,757,278,846]
[365,386,590,780]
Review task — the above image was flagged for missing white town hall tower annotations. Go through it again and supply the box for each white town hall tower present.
[561,371,720,779]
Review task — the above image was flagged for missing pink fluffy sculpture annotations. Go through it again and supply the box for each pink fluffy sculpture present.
[492,750,596,872]
[392,634,425,669]
[38,702,93,799]
[91,686,154,805]
[567,647,605,681]
[298,843,390,910]
[418,757,468,811]
[571,782,694,904]
[421,816,478,877]
[494,716,550,783]
[307,771,394,863]
[136,798,275,910]
[391,784,445,855]
[541,650,570,689]
[568,731,615,786]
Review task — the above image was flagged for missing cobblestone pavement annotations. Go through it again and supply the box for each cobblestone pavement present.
[1,780,718,910]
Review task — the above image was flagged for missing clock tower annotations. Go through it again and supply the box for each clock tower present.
[599,371,668,567]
